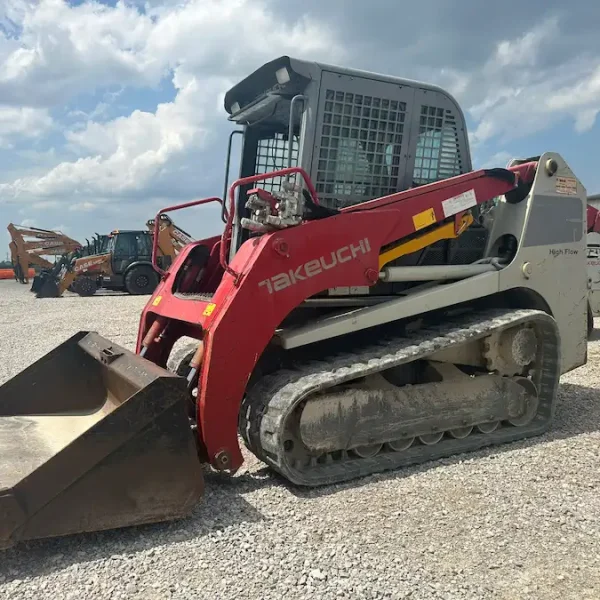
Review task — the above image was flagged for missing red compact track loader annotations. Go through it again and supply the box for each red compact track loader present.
[0,57,588,549]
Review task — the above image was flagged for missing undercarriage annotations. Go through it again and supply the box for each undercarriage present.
[240,308,559,485]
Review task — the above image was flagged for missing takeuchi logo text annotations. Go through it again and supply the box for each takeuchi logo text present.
[258,238,371,294]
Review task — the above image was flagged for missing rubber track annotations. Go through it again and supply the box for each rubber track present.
[239,308,561,486]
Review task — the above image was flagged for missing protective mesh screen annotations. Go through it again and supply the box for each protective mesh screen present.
[413,105,463,185]
[316,90,407,209]
[254,133,299,192]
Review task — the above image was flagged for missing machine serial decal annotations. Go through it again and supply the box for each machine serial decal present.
[555,176,577,196]
[441,189,477,218]
[259,238,371,294]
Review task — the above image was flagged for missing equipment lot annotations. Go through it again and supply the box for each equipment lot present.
[0,281,599,600]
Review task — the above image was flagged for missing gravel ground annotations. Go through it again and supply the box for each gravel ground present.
[0,280,599,600]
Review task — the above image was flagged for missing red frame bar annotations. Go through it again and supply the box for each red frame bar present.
[343,162,535,215]
[151,197,224,275]
[588,204,600,233]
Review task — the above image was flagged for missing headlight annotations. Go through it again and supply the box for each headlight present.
[276,67,290,85]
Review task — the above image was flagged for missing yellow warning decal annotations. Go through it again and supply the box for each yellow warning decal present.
[412,208,436,231]
[203,303,216,317]
[152,295,162,306]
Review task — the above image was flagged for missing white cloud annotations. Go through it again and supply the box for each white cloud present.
[0,0,162,107]
[436,67,470,99]
[69,201,96,212]
[0,105,52,147]
[573,108,600,133]
[1,2,598,224]
[0,0,341,109]
[493,17,559,68]
[0,0,344,203]
[442,18,600,148]
[476,151,514,170]
[26,73,216,197]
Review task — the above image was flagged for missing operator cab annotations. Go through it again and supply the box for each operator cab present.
[222,56,483,292]
[97,234,109,255]
[107,230,155,274]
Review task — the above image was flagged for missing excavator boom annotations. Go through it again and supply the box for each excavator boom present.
[7,223,82,285]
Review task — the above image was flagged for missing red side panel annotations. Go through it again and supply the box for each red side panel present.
[198,210,393,469]
[588,205,600,233]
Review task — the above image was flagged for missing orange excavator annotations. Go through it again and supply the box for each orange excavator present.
[7,223,82,285]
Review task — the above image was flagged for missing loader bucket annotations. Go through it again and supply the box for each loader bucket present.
[30,273,53,294]
[29,274,42,293]
[31,270,63,298]
[34,275,61,298]
[0,332,204,550]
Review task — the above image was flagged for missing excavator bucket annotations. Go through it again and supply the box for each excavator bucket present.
[0,332,204,550]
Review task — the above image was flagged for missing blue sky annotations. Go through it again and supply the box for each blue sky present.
[1,0,599,258]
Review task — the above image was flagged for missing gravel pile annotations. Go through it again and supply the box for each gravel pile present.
[1,280,599,600]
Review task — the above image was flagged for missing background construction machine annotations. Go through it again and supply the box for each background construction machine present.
[35,215,194,297]
[29,233,114,295]
[0,56,588,550]
[82,233,110,258]
[586,203,600,331]
[7,223,82,285]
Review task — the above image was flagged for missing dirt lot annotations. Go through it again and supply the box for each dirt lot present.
[0,280,599,600]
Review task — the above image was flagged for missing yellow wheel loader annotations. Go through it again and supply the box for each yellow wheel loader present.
[35,215,194,298]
